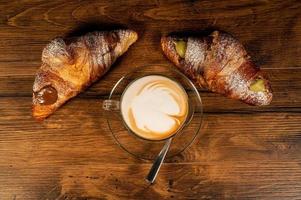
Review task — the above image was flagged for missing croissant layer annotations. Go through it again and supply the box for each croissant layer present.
[32,30,138,120]
[161,31,272,106]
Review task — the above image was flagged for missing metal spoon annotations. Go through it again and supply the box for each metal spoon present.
[146,138,172,184]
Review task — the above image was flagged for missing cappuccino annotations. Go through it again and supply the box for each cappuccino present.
[121,75,188,140]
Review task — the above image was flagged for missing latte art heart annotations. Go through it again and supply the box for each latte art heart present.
[121,75,188,140]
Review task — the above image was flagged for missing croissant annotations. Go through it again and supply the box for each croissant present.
[32,29,138,120]
[161,31,272,106]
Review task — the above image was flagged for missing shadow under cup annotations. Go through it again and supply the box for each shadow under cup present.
[103,65,203,160]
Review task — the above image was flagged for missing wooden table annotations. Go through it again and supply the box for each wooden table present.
[1,0,301,199]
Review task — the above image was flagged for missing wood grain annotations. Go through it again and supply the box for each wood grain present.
[0,0,301,199]
[1,162,301,199]
[1,68,301,113]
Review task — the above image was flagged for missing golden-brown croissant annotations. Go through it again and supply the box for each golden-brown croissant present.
[161,31,273,106]
[32,29,138,120]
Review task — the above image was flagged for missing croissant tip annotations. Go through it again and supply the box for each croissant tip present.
[32,109,45,121]
[264,94,273,106]
[126,29,138,37]
[123,29,138,41]
[32,115,46,121]
[246,91,273,106]
[160,36,172,51]
[32,103,54,121]
[131,30,138,38]
[32,112,46,121]
[160,37,166,47]
[161,36,168,44]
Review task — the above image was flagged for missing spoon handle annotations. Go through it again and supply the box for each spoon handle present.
[146,138,172,184]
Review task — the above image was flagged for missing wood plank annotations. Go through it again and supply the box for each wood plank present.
[0,0,301,199]
[1,68,301,96]
[1,162,301,199]
[1,97,300,165]
[1,68,301,113]
[0,0,300,77]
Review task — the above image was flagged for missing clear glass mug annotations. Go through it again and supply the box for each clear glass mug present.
[102,65,203,160]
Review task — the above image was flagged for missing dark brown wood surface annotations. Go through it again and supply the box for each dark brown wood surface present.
[1,0,301,199]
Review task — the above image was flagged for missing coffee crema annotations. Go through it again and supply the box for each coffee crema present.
[121,75,188,140]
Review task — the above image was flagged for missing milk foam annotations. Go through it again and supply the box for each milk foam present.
[121,75,188,140]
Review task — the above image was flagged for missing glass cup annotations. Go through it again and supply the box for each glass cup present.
[102,64,203,160]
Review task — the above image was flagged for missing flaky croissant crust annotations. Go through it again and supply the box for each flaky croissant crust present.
[161,31,272,106]
[32,30,138,120]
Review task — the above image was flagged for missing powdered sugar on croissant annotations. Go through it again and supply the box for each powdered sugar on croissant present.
[161,31,272,106]
[32,30,138,120]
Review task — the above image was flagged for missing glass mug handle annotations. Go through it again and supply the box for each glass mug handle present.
[103,100,120,111]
